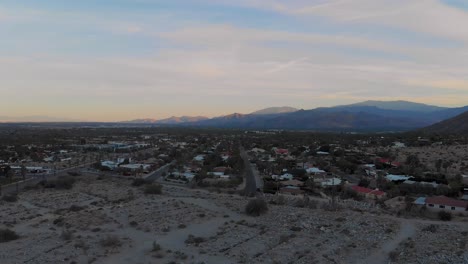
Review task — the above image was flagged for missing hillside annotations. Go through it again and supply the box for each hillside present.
[124,101,468,131]
[347,100,447,112]
[124,116,208,124]
[422,111,468,134]
[250,106,298,115]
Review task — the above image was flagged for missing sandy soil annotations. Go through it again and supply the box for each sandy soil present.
[0,174,467,264]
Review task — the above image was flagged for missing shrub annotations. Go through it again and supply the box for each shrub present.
[185,234,205,246]
[245,197,268,216]
[422,224,439,233]
[68,205,85,212]
[438,211,452,221]
[60,230,73,240]
[144,183,162,195]
[132,178,147,187]
[389,250,399,261]
[2,195,18,203]
[290,226,302,232]
[45,176,75,190]
[0,229,19,243]
[100,235,122,248]
[152,241,161,252]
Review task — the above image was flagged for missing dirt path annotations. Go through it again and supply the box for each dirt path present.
[360,220,416,264]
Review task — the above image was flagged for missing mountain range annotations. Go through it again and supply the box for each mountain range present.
[422,111,468,134]
[124,116,209,124]
[123,100,468,132]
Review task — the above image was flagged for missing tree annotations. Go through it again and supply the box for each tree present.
[358,178,370,188]
[435,159,443,173]
[442,161,452,173]
[20,165,27,181]
[6,169,15,183]
[245,197,268,216]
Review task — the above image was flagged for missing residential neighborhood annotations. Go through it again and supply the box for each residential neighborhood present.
[0,126,467,263]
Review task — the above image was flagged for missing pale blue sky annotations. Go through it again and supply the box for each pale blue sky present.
[1,0,468,121]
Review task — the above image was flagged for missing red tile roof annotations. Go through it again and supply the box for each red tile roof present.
[275,148,289,155]
[426,196,468,208]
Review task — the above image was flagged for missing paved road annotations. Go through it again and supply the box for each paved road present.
[143,161,175,182]
[240,147,263,196]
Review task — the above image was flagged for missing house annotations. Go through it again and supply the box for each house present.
[351,185,386,199]
[462,188,468,201]
[377,158,401,168]
[212,167,228,174]
[424,196,468,213]
[250,148,266,153]
[281,179,304,187]
[101,161,119,170]
[306,167,326,176]
[386,174,412,182]
[316,151,329,155]
[208,172,225,177]
[272,173,294,181]
[317,177,342,187]
[193,155,205,162]
[392,142,406,148]
[119,164,152,173]
[273,148,289,156]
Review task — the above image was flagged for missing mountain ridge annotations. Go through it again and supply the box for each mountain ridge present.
[422,111,468,134]
[117,100,468,131]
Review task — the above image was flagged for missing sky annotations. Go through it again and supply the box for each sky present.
[1,0,468,121]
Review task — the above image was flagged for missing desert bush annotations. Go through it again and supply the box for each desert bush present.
[438,211,452,221]
[321,200,342,211]
[290,226,302,232]
[422,224,439,233]
[308,200,319,209]
[294,197,310,208]
[245,197,268,216]
[389,250,399,261]
[60,230,73,240]
[68,205,85,212]
[132,178,147,187]
[279,234,295,244]
[144,183,162,194]
[0,229,19,243]
[45,176,75,189]
[185,234,205,246]
[270,194,286,205]
[67,171,81,176]
[2,194,18,202]
[152,241,161,252]
[100,235,122,248]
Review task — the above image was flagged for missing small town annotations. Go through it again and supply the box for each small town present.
[3,1,468,263]
[0,126,467,263]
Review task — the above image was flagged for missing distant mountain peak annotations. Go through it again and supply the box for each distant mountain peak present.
[348,100,446,112]
[123,116,208,124]
[250,106,298,115]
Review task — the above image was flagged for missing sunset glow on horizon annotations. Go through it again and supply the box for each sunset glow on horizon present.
[1,0,468,122]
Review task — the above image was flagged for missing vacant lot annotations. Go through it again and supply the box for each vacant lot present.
[0,175,466,264]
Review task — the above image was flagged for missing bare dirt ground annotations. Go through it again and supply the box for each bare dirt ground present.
[1,174,467,264]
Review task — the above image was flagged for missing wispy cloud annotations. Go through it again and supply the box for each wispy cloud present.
[1,1,468,120]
